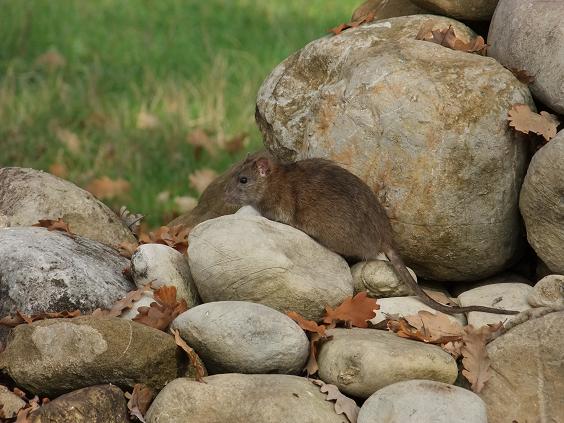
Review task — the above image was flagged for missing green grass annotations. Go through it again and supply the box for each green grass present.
[0,0,358,226]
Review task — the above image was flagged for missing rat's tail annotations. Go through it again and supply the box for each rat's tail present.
[384,247,519,315]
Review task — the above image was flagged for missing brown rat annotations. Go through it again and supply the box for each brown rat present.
[225,153,519,316]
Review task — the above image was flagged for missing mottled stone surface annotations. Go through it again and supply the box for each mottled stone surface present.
[256,15,532,281]
[411,0,499,20]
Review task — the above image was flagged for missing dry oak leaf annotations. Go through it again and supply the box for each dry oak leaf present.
[422,289,459,307]
[0,310,81,328]
[416,23,487,55]
[189,168,218,195]
[287,311,326,335]
[35,50,66,71]
[460,323,503,393]
[507,103,560,142]
[171,328,207,382]
[323,291,378,328]
[55,127,81,154]
[91,284,152,318]
[403,310,465,344]
[33,218,74,236]
[312,379,359,423]
[329,11,375,35]
[125,383,154,423]
[86,176,130,200]
[138,224,190,254]
[133,285,188,331]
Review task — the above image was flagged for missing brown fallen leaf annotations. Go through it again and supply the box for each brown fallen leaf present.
[312,379,359,423]
[117,241,139,258]
[171,329,206,382]
[133,286,188,331]
[329,11,376,35]
[416,23,487,55]
[35,50,66,71]
[48,162,68,179]
[187,129,217,159]
[441,339,464,359]
[461,325,495,393]
[86,176,130,200]
[224,133,248,154]
[403,310,465,344]
[92,284,152,318]
[0,310,81,328]
[32,218,74,236]
[287,311,326,335]
[125,383,154,422]
[173,196,198,214]
[423,289,459,307]
[188,168,218,195]
[507,67,535,84]
[507,103,560,142]
[138,225,190,254]
[323,292,378,328]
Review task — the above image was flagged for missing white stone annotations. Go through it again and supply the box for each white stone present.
[458,283,532,327]
[188,213,353,321]
[351,260,415,297]
[171,301,308,374]
[131,243,200,307]
[358,379,487,423]
[527,275,564,308]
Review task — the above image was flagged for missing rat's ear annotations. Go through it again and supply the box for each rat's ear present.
[255,157,271,177]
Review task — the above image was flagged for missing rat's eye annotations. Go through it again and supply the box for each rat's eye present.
[239,176,248,184]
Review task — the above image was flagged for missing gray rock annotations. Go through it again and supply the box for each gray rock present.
[131,243,200,307]
[146,374,349,423]
[0,316,185,397]
[0,167,136,248]
[458,283,532,327]
[358,380,487,423]
[171,301,308,375]
[256,15,532,282]
[520,132,564,274]
[370,296,466,326]
[352,0,428,21]
[488,0,564,114]
[317,328,458,398]
[28,384,129,422]
[411,0,499,20]
[188,213,353,321]
[351,260,415,297]
[0,227,134,343]
[528,275,564,308]
[0,385,26,419]
[479,311,564,423]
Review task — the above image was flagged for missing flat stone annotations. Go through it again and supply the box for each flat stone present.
[317,328,458,398]
[528,275,564,307]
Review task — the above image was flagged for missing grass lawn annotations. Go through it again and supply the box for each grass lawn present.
[0,0,358,226]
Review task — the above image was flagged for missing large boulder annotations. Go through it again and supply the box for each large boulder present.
[519,132,564,274]
[146,374,350,423]
[410,0,499,20]
[256,15,532,282]
[0,167,136,248]
[358,380,487,423]
[171,301,309,374]
[0,316,185,397]
[0,227,134,343]
[479,311,564,423]
[488,0,564,114]
[188,208,353,321]
[317,328,458,398]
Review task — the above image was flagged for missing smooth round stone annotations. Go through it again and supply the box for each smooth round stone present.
[171,301,309,375]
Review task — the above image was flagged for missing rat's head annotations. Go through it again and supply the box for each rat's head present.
[224,155,272,206]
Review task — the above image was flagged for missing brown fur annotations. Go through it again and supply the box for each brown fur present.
[225,153,518,315]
